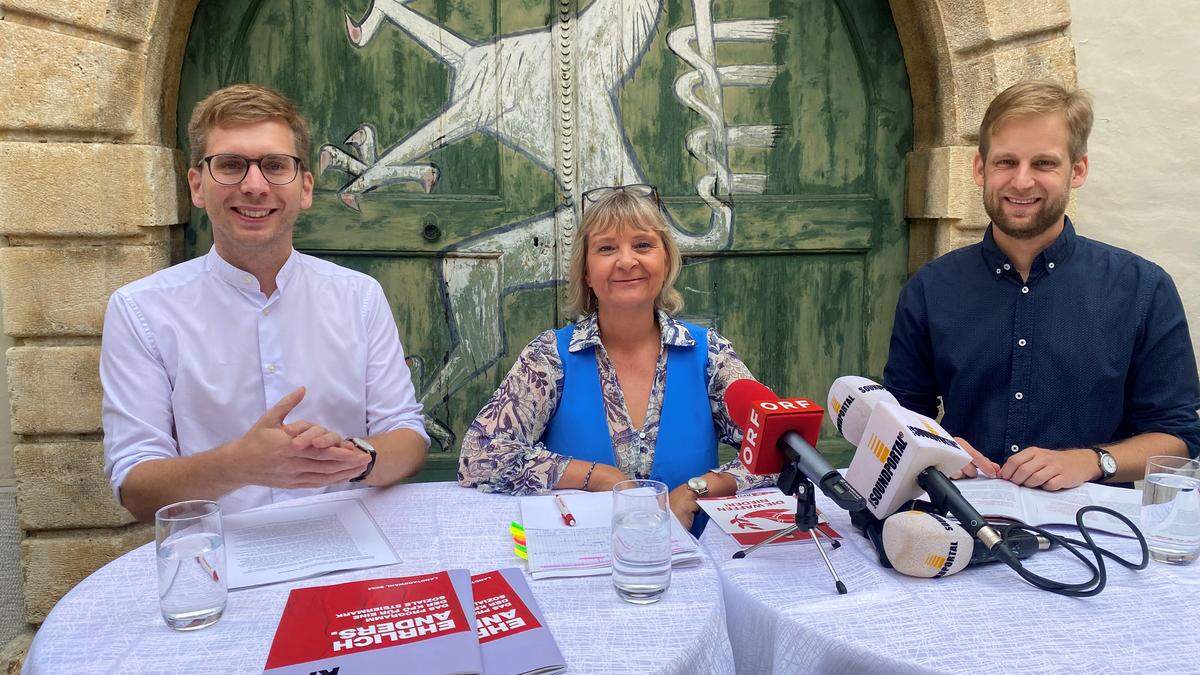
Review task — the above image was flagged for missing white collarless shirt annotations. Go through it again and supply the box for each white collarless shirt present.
[101,247,428,514]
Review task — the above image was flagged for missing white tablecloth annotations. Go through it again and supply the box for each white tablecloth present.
[26,482,734,674]
[701,493,1200,674]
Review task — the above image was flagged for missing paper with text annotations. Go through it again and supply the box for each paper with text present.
[953,477,1142,535]
[223,497,399,589]
[697,488,841,546]
[519,491,699,579]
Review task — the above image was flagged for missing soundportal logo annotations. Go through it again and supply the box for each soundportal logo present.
[867,432,908,507]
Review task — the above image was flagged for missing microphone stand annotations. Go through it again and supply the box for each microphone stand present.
[732,460,849,594]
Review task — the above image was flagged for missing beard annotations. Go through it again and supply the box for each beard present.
[983,187,1069,241]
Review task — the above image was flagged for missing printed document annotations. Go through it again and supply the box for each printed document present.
[696,488,842,546]
[953,476,1142,535]
[222,497,399,589]
[519,491,700,579]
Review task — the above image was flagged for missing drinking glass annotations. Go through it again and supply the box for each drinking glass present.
[155,500,227,630]
[611,480,671,604]
[1141,456,1200,564]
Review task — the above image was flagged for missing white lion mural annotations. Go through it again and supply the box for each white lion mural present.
[320,0,783,447]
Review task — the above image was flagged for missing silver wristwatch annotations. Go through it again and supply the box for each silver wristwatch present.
[1092,447,1117,481]
[349,437,377,482]
[686,476,709,497]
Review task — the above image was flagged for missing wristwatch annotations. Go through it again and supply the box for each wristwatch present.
[686,476,709,497]
[349,437,378,482]
[1091,446,1117,481]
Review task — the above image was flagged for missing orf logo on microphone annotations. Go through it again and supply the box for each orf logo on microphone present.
[739,407,766,468]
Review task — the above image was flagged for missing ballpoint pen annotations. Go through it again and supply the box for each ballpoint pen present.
[554,495,576,527]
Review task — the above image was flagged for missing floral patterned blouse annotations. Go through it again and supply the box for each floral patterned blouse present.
[458,310,776,494]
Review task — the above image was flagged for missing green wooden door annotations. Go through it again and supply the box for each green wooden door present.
[177,0,911,478]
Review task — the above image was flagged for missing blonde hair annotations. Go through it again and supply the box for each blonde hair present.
[566,189,684,317]
[979,80,1093,163]
[187,84,312,169]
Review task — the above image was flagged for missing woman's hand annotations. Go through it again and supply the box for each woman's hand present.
[557,460,628,491]
[585,463,630,492]
[668,483,701,530]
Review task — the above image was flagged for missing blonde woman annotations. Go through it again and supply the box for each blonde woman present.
[458,185,773,533]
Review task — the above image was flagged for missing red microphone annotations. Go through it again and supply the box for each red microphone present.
[725,379,866,511]
[724,379,823,474]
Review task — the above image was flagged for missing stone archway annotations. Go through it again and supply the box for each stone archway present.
[0,0,1076,658]
[889,0,1075,266]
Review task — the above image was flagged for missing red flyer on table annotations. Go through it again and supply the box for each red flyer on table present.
[697,488,841,546]
[471,568,565,675]
[263,569,481,674]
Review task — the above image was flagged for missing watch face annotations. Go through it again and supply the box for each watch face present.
[1100,454,1118,475]
[687,477,708,493]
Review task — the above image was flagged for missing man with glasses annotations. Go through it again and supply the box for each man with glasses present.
[101,84,429,521]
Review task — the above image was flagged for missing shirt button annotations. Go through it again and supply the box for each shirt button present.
[1018,338,1027,347]
[1021,286,1030,294]
[266,364,277,374]
[638,431,646,440]
[1011,444,1020,453]
[262,308,270,316]
[1003,263,1011,271]
[1048,262,1056,270]
[1014,392,1023,400]
[995,268,1002,275]
[243,275,253,284]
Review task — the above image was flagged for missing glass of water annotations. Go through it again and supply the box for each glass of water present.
[155,500,227,630]
[611,480,672,604]
[1141,456,1200,564]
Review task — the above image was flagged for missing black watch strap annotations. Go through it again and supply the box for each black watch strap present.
[349,437,377,482]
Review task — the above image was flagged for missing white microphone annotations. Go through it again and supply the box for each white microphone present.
[828,376,1016,559]
[828,376,970,518]
[880,511,974,578]
[876,510,1050,578]
[826,375,899,446]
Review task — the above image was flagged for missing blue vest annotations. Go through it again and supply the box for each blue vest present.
[540,321,718,536]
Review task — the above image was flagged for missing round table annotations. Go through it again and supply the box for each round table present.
[25,483,735,674]
[700,493,1200,674]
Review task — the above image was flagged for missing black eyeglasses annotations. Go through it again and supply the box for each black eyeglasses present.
[581,183,660,206]
[201,153,304,186]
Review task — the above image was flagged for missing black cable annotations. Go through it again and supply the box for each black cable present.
[989,506,1149,597]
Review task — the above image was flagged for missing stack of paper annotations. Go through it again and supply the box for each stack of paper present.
[223,497,399,589]
[518,491,701,580]
[263,567,566,675]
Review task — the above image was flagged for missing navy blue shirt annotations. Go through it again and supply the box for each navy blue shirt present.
[884,217,1200,466]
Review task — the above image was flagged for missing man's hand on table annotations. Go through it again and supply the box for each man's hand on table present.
[228,387,369,489]
[948,437,1001,479]
[999,447,1100,491]
[947,437,1099,491]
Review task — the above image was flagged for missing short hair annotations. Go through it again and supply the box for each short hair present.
[978,80,1094,163]
[186,84,312,169]
[566,189,684,318]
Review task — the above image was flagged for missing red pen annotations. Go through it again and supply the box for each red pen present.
[554,495,576,526]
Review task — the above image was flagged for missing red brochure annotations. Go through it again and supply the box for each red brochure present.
[263,569,481,674]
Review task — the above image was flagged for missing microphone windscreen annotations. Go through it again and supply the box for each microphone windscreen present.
[881,511,974,578]
[724,379,776,430]
[827,376,899,445]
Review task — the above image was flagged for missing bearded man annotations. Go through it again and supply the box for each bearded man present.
[883,80,1199,491]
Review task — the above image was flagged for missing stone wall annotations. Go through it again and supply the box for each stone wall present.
[891,0,1076,271]
[0,0,1079,665]
[0,0,198,662]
